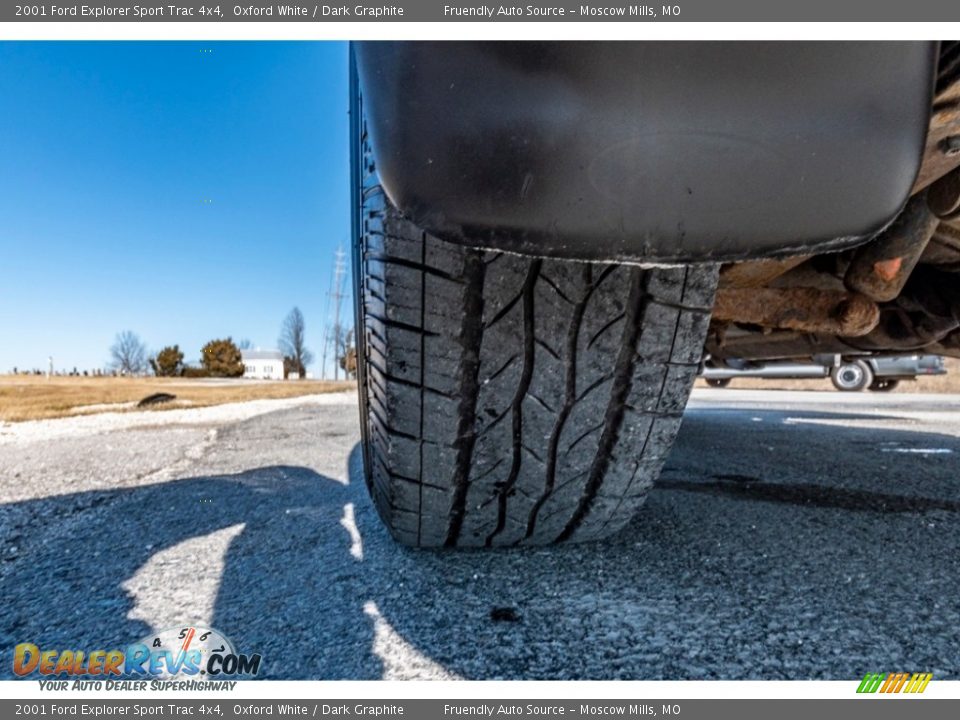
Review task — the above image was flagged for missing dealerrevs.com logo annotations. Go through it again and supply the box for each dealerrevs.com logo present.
[13,625,262,686]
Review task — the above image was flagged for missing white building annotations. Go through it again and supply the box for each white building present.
[241,349,285,380]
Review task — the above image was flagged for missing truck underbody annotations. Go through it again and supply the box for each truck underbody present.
[711,42,960,364]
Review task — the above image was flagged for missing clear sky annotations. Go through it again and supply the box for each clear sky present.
[0,41,351,377]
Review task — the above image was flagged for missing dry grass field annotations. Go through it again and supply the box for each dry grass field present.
[3,356,958,423]
[695,357,960,393]
[0,376,355,423]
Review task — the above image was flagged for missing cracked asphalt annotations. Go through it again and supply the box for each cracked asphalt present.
[1,388,958,680]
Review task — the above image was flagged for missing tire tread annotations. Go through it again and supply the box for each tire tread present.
[357,122,717,547]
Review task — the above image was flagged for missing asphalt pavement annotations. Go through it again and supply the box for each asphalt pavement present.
[1,388,958,680]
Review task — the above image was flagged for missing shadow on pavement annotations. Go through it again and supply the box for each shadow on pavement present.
[0,467,380,680]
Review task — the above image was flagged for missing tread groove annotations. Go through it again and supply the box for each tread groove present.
[563,422,605,456]
[649,296,713,314]
[524,264,592,541]
[535,337,562,361]
[527,391,557,414]
[483,287,525,331]
[587,312,626,350]
[367,253,466,284]
[484,353,519,385]
[476,404,512,438]
[443,250,488,547]
[417,232,427,545]
[557,268,649,542]
[365,311,441,338]
[575,373,614,403]
[365,357,458,400]
[599,269,692,535]
[539,272,575,305]
[485,259,542,546]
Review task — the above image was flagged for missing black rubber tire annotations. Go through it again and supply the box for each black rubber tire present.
[705,378,732,389]
[869,378,900,392]
[354,127,718,549]
[830,360,874,392]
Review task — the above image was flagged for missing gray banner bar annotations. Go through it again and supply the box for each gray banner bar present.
[2,699,959,719]
[4,1,960,22]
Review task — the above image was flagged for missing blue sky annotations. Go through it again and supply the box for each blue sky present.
[0,41,351,376]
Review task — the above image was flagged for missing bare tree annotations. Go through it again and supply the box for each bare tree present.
[110,331,148,376]
[279,307,314,379]
[237,338,254,350]
[335,326,354,380]
[338,327,357,380]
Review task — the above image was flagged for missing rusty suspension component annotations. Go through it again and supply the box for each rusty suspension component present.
[911,41,960,192]
[709,266,960,360]
[712,287,880,337]
[718,256,810,289]
[843,193,940,303]
[928,166,960,221]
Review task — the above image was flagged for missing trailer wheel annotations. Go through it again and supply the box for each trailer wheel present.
[830,361,873,392]
[705,378,732,389]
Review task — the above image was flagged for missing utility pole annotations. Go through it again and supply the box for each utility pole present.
[319,326,330,380]
[319,283,332,382]
[330,245,347,381]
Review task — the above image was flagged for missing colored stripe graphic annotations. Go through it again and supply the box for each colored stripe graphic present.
[904,673,921,693]
[880,672,898,693]
[857,672,932,694]
[893,673,909,693]
[912,673,933,693]
[857,673,885,693]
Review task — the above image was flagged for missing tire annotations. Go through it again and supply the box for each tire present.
[354,117,718,548]
[705,378,732,389]
[869,378,900,392]
[830,360,874,392]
